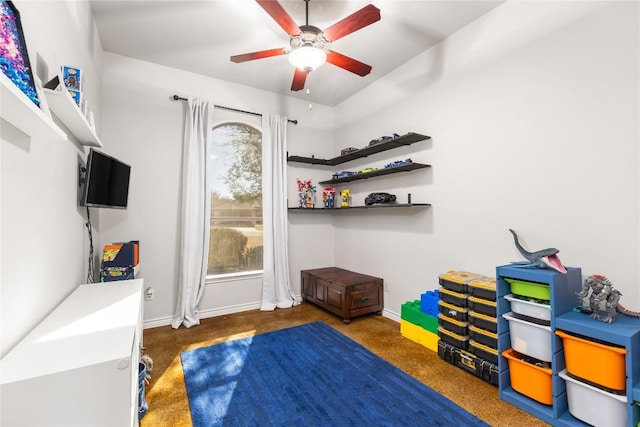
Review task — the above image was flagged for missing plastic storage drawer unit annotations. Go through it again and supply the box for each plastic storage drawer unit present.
[502,311,552,362]
[468,277,496,301]
[555,330,627,392]
[559,369,627,426]
[457,349,499,386]
[504,278,550,300]
[438,314,469,336]
[438,300,469,322]
[437,340,457,365]
[467,296,496,317]
[439,288,469,307]
[504,294,551,323]
[469,325,498,349]
[502,348,553,405]
[438,270,484,293]
[469,311,497,333]
[469,339,498,364]
[437,326,470,351]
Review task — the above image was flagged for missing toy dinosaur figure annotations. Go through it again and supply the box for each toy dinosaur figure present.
[509,229,567,274]
[577,274,640,323]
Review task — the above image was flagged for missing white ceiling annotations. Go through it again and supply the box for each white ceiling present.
[90,0,504,106]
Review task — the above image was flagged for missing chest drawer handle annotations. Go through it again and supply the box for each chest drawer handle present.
[359,296,371,303]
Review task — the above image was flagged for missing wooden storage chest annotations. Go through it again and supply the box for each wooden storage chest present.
[301,267,383,324]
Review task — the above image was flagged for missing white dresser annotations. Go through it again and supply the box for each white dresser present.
[1,279,144,426]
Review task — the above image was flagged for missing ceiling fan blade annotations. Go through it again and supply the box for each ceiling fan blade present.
[322,4,381,42]
[230,48,288,63]
[256,0,301,36]
[291,68,307,91]
[326,50,372,76]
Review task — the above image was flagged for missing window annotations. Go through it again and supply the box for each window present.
[208,122,263,276]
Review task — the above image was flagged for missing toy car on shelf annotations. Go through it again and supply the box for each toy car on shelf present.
[368,133,400,147]
[356,167,377,174]
[368,136,393,147]
[340,147,359,156]
[384,158,413,168]
[332,171,356,180]
[365,192,397,206]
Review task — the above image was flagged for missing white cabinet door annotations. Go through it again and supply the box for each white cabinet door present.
[1,279,143,426]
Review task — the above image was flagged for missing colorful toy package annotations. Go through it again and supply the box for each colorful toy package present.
[297,179,316,208]
[62,65,82,90]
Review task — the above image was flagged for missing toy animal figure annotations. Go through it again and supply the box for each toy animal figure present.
[340,188,351,207]
[509,229,567,274]
[577,274,640,323]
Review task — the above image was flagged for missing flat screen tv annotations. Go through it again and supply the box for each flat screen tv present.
[81,148,131,209]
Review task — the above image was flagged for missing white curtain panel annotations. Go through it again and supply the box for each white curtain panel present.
[172,98,214,328]
[261,114,298,310]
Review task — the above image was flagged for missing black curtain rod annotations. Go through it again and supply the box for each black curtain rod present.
[172,95,297,125]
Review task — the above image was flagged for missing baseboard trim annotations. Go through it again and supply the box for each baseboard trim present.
[144,304,401,329]
[143,301,262,329]
[383,308,400,323]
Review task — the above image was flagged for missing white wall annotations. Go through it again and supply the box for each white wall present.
[334,1,640,317]
[1,0,103,356]
[3,0,637,347]
[99,53,336,326]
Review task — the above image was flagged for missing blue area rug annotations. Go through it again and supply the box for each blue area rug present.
[181,321,489,427]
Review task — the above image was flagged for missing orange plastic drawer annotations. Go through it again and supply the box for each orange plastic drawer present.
[556,330,626,392]
[502,348,553,405]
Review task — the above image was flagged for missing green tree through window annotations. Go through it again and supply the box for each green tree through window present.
[208,123,263,275]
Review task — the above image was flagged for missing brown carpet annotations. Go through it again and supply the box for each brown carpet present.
[140,302,549,427]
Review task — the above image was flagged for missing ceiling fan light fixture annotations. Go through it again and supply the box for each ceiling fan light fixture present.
[288,44,326,72]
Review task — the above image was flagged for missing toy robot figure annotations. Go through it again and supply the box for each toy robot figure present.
[322,187,336,208]
[340,188,351,208]
[577,274,640,323]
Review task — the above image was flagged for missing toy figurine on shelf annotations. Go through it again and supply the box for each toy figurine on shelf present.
[576,274,640,323]
[322,187,336,208]
[508,228,567,274]
[297,178,316,208]
[340,188,351,208]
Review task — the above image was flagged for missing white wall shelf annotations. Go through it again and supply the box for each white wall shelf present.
[0,72,66,141]
[43,88,102,147]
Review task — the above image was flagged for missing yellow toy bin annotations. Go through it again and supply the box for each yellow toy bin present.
[400,320,439,352]
[555,330,627,392]
[502,348,553,405]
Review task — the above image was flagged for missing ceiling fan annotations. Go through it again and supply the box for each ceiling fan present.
[230,0,381,92]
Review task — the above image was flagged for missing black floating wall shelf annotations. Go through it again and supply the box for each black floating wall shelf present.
[288,204,431,211]
[287,132,431,166]
[319,163,430,185]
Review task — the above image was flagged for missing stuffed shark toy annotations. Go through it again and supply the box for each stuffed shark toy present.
[509,229,567,274]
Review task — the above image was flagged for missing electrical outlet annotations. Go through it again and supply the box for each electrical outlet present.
[145,287,154,301]
[384,282,389,292]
